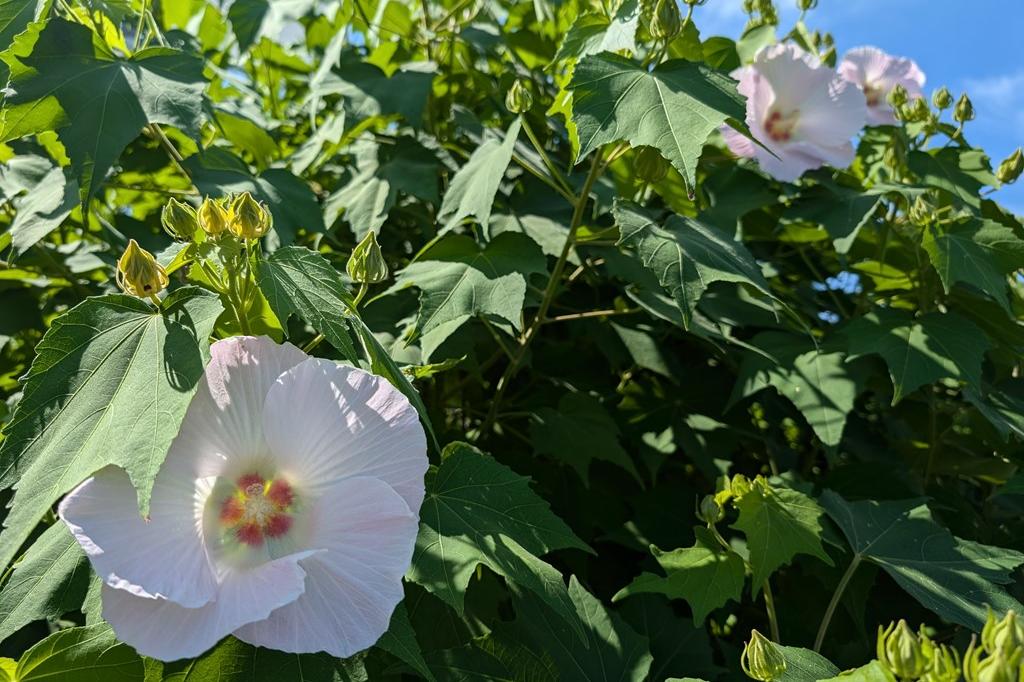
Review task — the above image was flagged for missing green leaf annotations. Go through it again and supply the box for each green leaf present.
[408,442,590,641]
[0,288,222,574]
[0,522,89,643]
[184,148,324,245]
[437,119,521,236]
[617,594,722,682]
[908,148,997,208]
[512,576,654,682]
[921,219,1024,313]
[5,162,78,259]
[731,333,864,447]
[530,392,641,484]
[2,18,207,203]
[614,200,772,329]
[377,602,436,682]
[778,646,841,682]
[613,527,746,623]
[820,491,1024,630]
[820,660,895,682]
[0,0,41,53]
[731,483,833,593]
[13,623,144,681]
[314,60,435,128]
[474,631,558,682]
[568,54,746,191]
[227,0,316,52]
[162,635,343,681]
[256,245,359,362]
[390,232,546,358]
[783,186,881,254]
[843,309,990,404]
[552,0,639,63]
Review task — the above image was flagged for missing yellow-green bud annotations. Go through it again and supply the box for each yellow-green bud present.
[116,239,168,299]
[982,609,1024,655]
[650,0,683,41]
[198,197,230,237]
[699,494,725,524]
[505,79,534,114]
[909,194,936,226]
[954,93,975,123]
[683,0,708,6]
[920,629,961,682]
[964,640,1023,682]
[347,230,389,284]
[888,84,910,110]
[820,45,836,67]
[798,0,818,9]
[820,31,834,48]
[931,86,954,110]
[161,198,198,240]
[877,620,929,680]
[905,96,930,123]
[229,191,273,240]
[730,473,753,500]
[635,146,669,183]
[741,630,787,682]
[996,149,1024,185]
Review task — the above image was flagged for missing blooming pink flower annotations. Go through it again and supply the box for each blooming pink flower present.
[839,46,925,125]
[59,336,427,661]
[722,43,867,182]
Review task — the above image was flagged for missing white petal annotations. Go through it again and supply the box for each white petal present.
[234,477,417,657]
[262,358,428,512]
[796,78,867,147]
[753,43,831,108]
[722,125,757,158]
[59,466,216,608]
[167,336,308,480]
[102,550,315,661]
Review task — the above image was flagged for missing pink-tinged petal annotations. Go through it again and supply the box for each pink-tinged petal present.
[721,125,757,158]
[796,77,867,146]
[752,43,832,108]
[839,46,925,126]
[234,477,417,657]
[101,550,316,661]
[58,466,216,608]
[262,358,428,512]
[755,145,818,183]
[167,336,308,480]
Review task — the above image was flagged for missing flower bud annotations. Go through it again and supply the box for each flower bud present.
[505,79,534,114]
[888,84,909,109]
[820,45,836,67]
[347,230,389,284]
[741,630,787,682]
[954,93,975,123]
[161,198,198,240]
[996,148,1023,185]
[877,620,929,681]
[683,0,708,5]
[920,628,961,682]
[699,495,725,524]
[964,639,1022,682]
[982,609,1024,655]
[931,86,954,110]
[198,197,230,237]
[820,31,834,48]
[229,191,272,240]
[116,239,169,299]
[798,0,817,9]
[635,146,669,183]
[908,97,931,122]
[730,473,753,500]
[909,194,937,226]
[649,0,683,41]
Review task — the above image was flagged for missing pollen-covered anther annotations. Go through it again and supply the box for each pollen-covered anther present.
[764,109,799,142]
[219,473,296,546]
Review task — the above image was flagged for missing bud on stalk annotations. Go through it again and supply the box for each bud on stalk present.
[161,198,198,240]
[741,630,787,681]
[347,230,389,285]
[954,93,975,123]
[649,0,683,41]
[877,620,929,680]
[198,197,230,237]
[116,239,169,300]
[996,149,1023,185]
[505,79,534,114]
[229,191,273,240]
[931,86,954,110]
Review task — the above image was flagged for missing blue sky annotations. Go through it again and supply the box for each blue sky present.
[692,0,1024,213]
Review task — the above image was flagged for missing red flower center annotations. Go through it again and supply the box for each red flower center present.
[218,473,295,546]
[764,108,800,142]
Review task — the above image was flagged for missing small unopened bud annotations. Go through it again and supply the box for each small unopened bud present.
[505,79,534,114]
[229,191,272,240]
[909,194,937,226]
[931,86,954,110]
[635,146,669,183]
[161,198,198,240]
[649,0,683,41]
[954,93,975,123]
[877,620,929,681]
[741,630,787,682]
[798,0,817,11]
[964,639,1022,682]
[982,609,1024,655]
[820,45,836,67]
[996,149,1023,185]
[889,84,909,111]
[699,495,724,524]
[198,197,230,237]
[730,473,753,500]
[683,0,708,5]
[820,31,834,48]
[116,239,168,299]
[920,635,960,682]
[347,230,389,284]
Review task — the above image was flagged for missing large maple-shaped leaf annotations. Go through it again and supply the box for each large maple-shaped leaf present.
[613,527,746,623]
[408,443,590,641]
[10,624,143,681]
[568,53,746,190]
[0,0,42,52]
[0,288,222,575]
[614,200,771,328]
[2,18,206,203]
[389,231,546,358]
[922,219,1024,313]
[160,634,344,681]
[843,309,990,404]
[908,148,997,208]
[779,647,841,682]
[553,0,639,63]
[731,483,832,593]
[820,491,1024,630]
[783,185,882,254]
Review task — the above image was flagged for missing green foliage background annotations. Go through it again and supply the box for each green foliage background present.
[0,0,1022,679]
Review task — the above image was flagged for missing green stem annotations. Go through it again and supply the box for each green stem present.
[813,554,862,652]
[543,308,639,324]
[304,283,368,354]
[763,579,781,643]
[132,0,149,53]
[521,117,573,196]
[480,151,605,435]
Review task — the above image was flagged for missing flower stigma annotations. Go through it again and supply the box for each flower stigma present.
[764,108,800,142]
[218,473,296,547]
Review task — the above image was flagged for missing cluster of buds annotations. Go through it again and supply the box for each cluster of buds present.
[963,610,1024,682]
[116,239,169,300]
[161,192,273,242]
[876,620,961,682]
[741,629,787,681]
[742,0,779,28]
